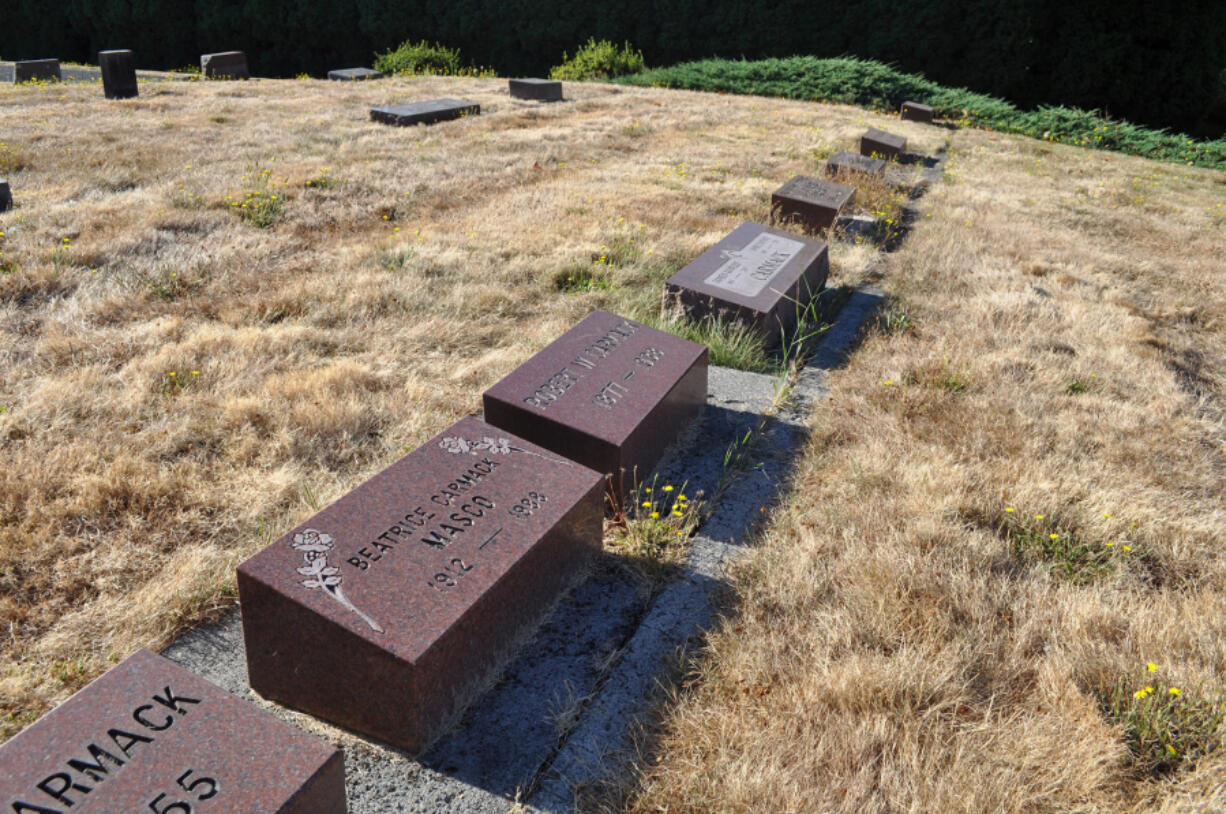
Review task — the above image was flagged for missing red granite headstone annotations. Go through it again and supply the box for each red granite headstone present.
[900,101,935,123]
[771,175,855,233]
[238,417,603,753]
[482,311,707,509]
[370,99,480,126]
[0,649,345,814]
[662,222,829,349]
[825,150,886,181]
[860,127,907,160]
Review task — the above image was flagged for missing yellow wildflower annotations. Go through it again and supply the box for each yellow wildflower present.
[1148,662,1158,672]
[1169,687,1181,696]
[650,512,659,519]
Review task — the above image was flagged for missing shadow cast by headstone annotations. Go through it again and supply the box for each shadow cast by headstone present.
[898,153,940,168]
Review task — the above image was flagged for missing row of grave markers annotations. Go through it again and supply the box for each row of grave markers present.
[0,63,938,810]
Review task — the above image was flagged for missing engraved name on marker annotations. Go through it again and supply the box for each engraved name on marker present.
[704,232,807,297]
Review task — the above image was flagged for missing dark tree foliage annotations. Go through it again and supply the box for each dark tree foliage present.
[2,0,1223,135]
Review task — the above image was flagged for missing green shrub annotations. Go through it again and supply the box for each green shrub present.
[374,39,463,75]
[619,56,1226,171]
[550,38,645,81]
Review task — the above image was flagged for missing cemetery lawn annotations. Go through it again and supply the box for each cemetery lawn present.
[1,74,1224,813]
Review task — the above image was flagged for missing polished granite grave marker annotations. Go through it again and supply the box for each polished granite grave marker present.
[99,49,138,99]
[482,310,707,507]
[328,67,383,81]
[662,222,829,350]
[771,175,855,233]
[825,150,886,180]
[200,51,249,79]
[901,101,934,123]
[238,417,603,753]
[0,649,346,814]
[370,99,480,126]
[860,127,906,160]
[509,78,562,101]
[0,180,12,213]
[13,59,60,83]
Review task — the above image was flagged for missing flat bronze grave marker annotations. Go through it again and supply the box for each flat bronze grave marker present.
[13,59,60,83]
[482,310,707,507]
[238,417,603,753]
[662,222,829,350]
[771,175,855,233]
[825,150,886,180]
[99,49,138,99]
[0,648,346,814]
[901,100,934,123]
[509,78,562,101]
[200,51,249,79]
[370,99,480,126]
[860,127,907,160]
[328,67,383,81]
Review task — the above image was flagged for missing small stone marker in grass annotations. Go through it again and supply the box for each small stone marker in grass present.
[771,175,855,233]
[901,101,934,123]
[663,222,829,350]
[0,180,12,213]
[860,127,907,160]
[328,67,383,81]
[0,648,346,814]
[509,78,562,101]
[200,51,249,79]
[238,417,603,753]
[370,99,480,126]
[825,150,886,180]
[13,59,60,83]
[99,49,138,99]
[483,310,707,509]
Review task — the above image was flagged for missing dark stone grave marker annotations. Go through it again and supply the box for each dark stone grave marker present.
[662,222,829,351]
[200,51,249,80]
[328,68,384,81]
[370,99,480,126]
[771,175,855,233]
[901,101,935,123]
[238,417,603,753]
[0,648,346,814]
[13,59,60,83]
[0,180,11,213]
[825,150,886,180]
[99,49,138,99]
[509,78,562,101]
[860,127,907,160]
[482,310,707,508]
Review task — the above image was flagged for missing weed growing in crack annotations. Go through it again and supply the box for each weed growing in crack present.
[613,476,702,563]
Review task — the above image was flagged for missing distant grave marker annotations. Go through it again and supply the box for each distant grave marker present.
[663,222,829,350]
[860,127,906,160]
[99,49,138,99]
[509,78,562,101]
[238,417,603,753]
[13,59,60,83]
[0,649,346,814]
[825,150,886,180]
[370,99,480,126]
[901,101,935,123]
[482,310,707,507]
[0,180,11,213]
[200,51,249,80]
[771,175,855,233]
[328,67,384,81]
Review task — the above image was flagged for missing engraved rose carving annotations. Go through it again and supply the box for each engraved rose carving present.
[290,527,384,634]
[438,435,571,465]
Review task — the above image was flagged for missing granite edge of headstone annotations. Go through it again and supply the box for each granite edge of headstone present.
[329,67,384,81]
[900,100,935,123]
[200,50,250,79]
[13,58,61,83]
[370,99,481,126]
[509,78,563,101]
[0,180,12,213]
[771,175,856,233]
[99,49,138,99]
[860,127,907,160]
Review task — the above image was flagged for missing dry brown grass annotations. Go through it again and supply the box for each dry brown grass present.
[626,128,1226,810]
[0,75,940,737]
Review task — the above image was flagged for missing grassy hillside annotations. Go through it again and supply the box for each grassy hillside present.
[3,73,1226,811]
[620,57,1226,171]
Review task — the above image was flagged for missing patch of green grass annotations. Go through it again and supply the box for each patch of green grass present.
[1002,509,1126,584]
[554,264,617,293]
[619,56,1226,170]
[1101,664,1226,777]
[648,311,774,373]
